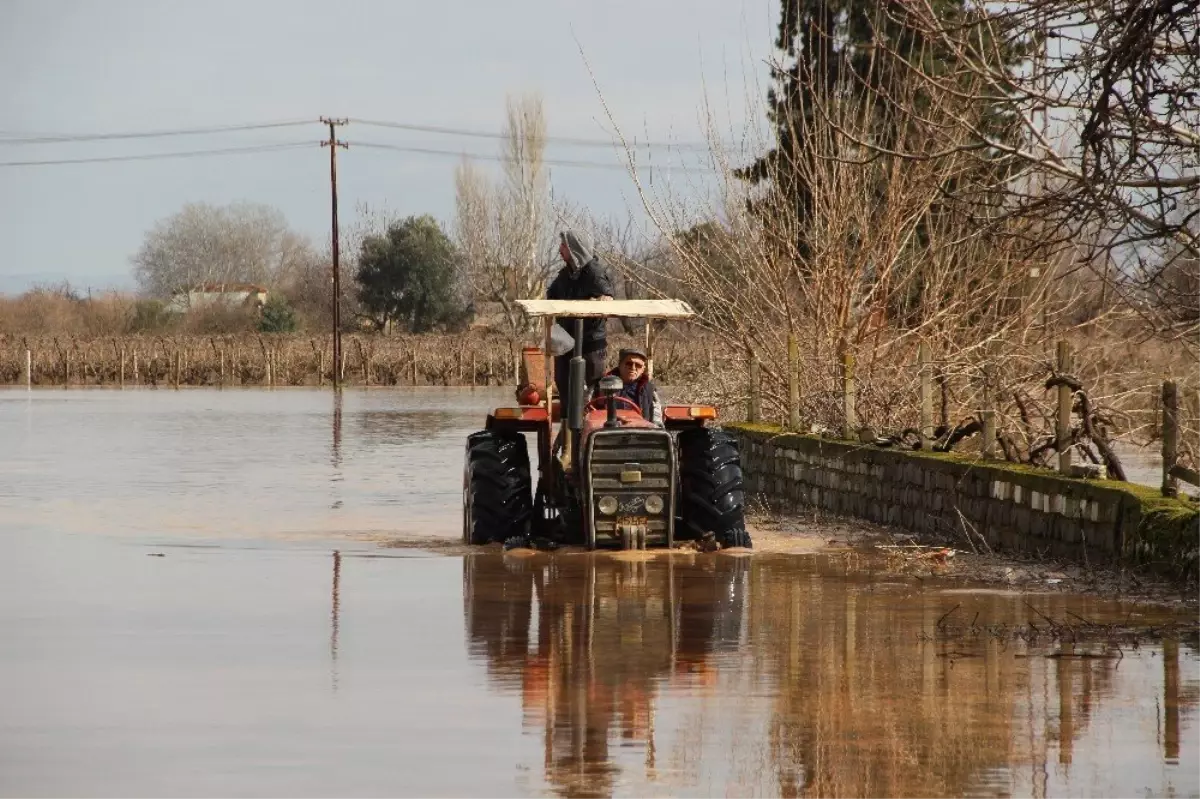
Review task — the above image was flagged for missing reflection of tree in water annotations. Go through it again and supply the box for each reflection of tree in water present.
[749,556,1024,797]
[747,558,1200,798]
[354,410,461,446]
[463,553,749,798]
[464,553,1198,797]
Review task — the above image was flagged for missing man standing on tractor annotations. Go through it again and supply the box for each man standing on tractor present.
[594,347,663,426]
[546,229,614,409]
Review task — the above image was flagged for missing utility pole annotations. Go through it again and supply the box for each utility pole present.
[321,117,349,389]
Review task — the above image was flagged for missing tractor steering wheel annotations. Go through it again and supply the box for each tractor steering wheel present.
[586,394,641,414]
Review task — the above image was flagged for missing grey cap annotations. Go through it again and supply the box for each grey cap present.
[619,347,648,362]
[561,229,594,273]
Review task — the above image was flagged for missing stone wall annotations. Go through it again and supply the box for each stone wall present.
[728,424,1198,580]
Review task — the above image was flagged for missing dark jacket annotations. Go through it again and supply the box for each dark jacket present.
[593,368,662,425]
[546,232,615,353]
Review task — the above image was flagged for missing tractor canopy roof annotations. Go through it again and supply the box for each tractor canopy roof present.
[515,299,694,320]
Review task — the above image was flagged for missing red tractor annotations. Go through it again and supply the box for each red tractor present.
[462,299,751,551]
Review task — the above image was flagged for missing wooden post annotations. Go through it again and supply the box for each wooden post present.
[219,351,226,388]
[1162,379,1178,497]
[981,409,996,458]
[842,351,857,440]
[937,369,949,431]
[1163,637,1181,762]
[132,351,139,384]
[919,342,933,449]
[317,350,324,388]
[173,350,181,390]
[748,353,761,423]
[470,351,477,387]
[543,318,554,410]
[542,318,556,498]
[119,347,125,388]
[645,320,655,379]
[981,361,995,458]
[1057,340,1073,473]
[787,334,800,431]
[24,349,31,389]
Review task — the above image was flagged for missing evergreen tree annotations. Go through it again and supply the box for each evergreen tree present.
[355,215,466,333]
[738,0,1028,240]
[258,294,297,333]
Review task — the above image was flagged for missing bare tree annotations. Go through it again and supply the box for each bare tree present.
[454,93,556,337]
[826,0,1200,344]
[569,8,1192,473]
[279,201,411,332]
[589,34,1092,437]
[131,202,313,301]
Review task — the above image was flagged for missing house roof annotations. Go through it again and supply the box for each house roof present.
[179,283,269,294]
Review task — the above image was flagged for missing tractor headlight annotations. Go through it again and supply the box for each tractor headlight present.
[597,496,618,515]
[644,495,664,514]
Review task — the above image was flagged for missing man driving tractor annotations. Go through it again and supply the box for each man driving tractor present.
[592,347,662,426]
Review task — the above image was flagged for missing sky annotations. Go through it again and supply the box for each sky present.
[0,0,777,295]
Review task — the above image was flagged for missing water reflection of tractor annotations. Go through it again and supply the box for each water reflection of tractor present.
[462,552,749,796]
[463,299,751,551]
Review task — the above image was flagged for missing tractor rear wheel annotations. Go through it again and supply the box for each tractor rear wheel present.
[463,431,533,545]
[677,427,753,549]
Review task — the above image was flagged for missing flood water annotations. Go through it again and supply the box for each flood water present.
[1,388,1196,798]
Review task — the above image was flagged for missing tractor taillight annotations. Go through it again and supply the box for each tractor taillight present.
[689,406,717,419]
[493,408,524,419]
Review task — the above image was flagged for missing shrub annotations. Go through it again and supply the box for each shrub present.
[258,294,297,333]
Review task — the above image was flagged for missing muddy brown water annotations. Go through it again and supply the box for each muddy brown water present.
[1,388,1196,798]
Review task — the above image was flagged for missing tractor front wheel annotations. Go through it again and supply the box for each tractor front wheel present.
[677,427,753,549]
[463,431,533,545]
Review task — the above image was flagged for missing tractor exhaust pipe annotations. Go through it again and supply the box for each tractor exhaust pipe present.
[598,375,623,429]
[567,358,584,430]
[568,320,585,457]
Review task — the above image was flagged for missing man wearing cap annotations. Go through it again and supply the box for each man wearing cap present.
[594,347,663,426]
[546,229,614,409]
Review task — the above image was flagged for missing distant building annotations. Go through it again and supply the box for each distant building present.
[167,283,268,314]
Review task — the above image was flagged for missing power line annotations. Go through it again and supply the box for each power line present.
[0,119,315,145]
[0,135,720,174]
[0,116,718,150]
[349,117,713,150]
[0,142,314,167]
[350,140,717,173]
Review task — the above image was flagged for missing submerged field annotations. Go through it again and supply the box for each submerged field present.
[0,387,1195,797]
